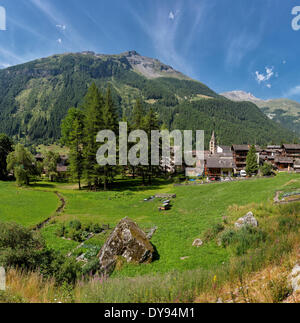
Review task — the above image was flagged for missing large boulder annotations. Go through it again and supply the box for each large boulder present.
[288,264,300,293]
[235,212,258,229]
[98,217,154,275]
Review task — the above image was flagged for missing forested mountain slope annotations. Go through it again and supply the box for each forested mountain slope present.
[0,51,294,146]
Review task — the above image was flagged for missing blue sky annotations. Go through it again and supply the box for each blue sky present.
[0,0,300,102]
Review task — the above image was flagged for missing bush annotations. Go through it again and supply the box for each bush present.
[220,226,266,256]
[203,223,225,242]
[278,215,300,233]
[0,222,45,269]
[220,228,236,247]
[0,222,82,285]
[261,162,274,177]
[268,277,291,303]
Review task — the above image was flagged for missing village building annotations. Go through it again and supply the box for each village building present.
[274,156,294,171]
[282,144,300,160]
[231,145,249,171]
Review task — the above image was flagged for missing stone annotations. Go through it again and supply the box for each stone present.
[288,264,300,293]
[192,239,203,247]
[180,256,190,260]
[235,212,258,229]
[146,226,158,240]
[0,267,5,291]
[98,217,154,275]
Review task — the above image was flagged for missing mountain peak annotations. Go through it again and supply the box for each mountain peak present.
[122,50,141,57]
[221,90,262,102]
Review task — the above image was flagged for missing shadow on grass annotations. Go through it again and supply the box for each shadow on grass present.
[152,243,160,262]
[29,183,57,189]
[104,178,173,193]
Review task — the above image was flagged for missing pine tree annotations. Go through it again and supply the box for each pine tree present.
[143,107,160,184]
[0,134,13,180]
[130,99,145,182]
[82,83,104,189]
[61,108,85,190]
[246,145,258,176]
[101,87,119,190]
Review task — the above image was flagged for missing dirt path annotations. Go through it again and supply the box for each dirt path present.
[34,191,66,230]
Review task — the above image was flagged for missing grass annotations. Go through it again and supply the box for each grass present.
[1,174,299,278]
[1,173,300,302]
[0,182,59,227]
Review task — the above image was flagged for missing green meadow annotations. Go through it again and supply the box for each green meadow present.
[1,173,299,278]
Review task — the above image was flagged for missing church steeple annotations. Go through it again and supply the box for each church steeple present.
[209,131,216,155]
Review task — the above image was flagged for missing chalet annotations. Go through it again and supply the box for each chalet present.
[274,157,294,171]
[205,157,236,178]
[282,144,300,159]
[231,145,249,171]
[57,155,69,174]
[294,159,300,173]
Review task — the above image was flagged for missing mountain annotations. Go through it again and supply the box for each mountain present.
[221,91,300,135]
[221,90,261,103]
[0,51,295,146]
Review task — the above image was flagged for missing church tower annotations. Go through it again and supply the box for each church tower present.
[209,131,216,155]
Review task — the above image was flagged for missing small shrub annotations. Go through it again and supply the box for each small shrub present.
[220,226,266,256]
[203,223,225,242]
[68,220,82,231]
[220,228,236,247]
[278,216,300,233]
[268,277,291,303]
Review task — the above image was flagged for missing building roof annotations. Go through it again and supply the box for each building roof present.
[218,145,232,153]
[232,145,249,152]
[267,145,281,150]
[57,165,68,173]
[275,157,294,164]
[283,144,300,150]
[206,158,236,169]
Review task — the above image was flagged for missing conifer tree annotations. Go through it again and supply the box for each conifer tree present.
[0,134,13,180]
[143,107,160,184]
[130,99,146,182]
[82,83,104,189]
[101,87,119,190]
[246,145,258,176]
[61,108,85,189]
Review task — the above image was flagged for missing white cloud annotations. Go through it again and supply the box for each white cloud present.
[266,84,272,89]
[286,85,300,97]
[169,11,175,20]
[0,63,11,69]
[56,24,66,31]
[255,66,274,84]
[57,38,62,44]
[129,2,208,77]
[282,60,286,65]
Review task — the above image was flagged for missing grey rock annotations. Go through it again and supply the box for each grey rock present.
[192,239,203,247]
[146,226,158,240]
[235,212,258,229]
[98,217,154,275]
[0,267,5,291]
[288,264,300,293]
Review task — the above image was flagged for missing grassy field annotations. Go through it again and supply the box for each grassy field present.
[1,173,299,279]
[0,182,59,227]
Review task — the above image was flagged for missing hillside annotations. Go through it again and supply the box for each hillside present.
[0,52,295,146]
[221,91,300,136]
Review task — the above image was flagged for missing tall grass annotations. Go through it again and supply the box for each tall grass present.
[3,269,72,303]
[74,202,300,303]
